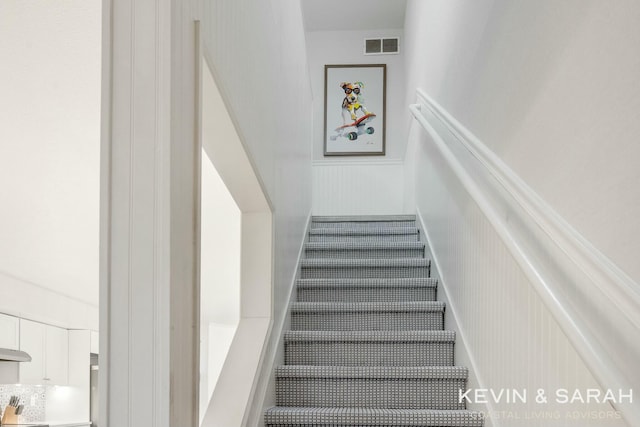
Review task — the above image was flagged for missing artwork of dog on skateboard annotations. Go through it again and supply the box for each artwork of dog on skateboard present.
[330,81,377,141]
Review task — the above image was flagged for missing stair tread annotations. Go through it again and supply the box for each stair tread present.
[285,330,455,342]
[312,215,416,222]
[265,406,484,426]
[291,301,445,313]
[310,227,419,235]
[306,241,425,250]
[301,258,429,267]
[266,214,482,425]
[276,365,468,379]
[297,278,437,288]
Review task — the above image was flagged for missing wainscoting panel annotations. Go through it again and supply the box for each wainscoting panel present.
[312,161,407,216]
[405,92,632,426]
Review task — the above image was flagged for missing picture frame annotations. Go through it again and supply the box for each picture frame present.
[324,64,386,156]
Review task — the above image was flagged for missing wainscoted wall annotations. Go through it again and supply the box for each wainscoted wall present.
[312,161,408,215]
[405,121,628,427]
[403,2,640,424]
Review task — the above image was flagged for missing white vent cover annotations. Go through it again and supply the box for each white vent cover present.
[364,37,399,55]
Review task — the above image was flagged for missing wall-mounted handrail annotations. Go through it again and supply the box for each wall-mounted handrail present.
[409,88,640,424]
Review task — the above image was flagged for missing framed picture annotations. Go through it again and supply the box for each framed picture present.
[324,64,386,156]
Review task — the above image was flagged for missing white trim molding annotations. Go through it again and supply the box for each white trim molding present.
[410,88,640,424]
[100,1,201,426]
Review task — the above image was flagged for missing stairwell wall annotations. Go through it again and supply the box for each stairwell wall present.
[403,1,639,425]
[0,0,100,329]
[305,29,410,215]
[404,0,640,283]
[201,1,312,424]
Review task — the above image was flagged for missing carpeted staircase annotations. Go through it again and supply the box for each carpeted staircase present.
[265,215,484,427]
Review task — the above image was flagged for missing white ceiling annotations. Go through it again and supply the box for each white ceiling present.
[301,0,407,32]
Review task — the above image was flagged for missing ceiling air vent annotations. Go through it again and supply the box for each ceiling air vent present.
[364,37,400,55]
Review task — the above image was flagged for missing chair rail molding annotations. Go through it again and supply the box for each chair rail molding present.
[409,88,640,424]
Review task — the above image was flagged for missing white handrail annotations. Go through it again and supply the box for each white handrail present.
[409,89,640,424]
[415,88,640,329]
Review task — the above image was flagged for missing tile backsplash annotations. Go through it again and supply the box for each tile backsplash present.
[0,384,46,422]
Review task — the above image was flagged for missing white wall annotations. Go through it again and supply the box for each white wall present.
[404,1,640,425]
[199,150,241,423]
[200,151,241,326]
[306,29,407,160]
[404,0,640,284]
[407,131,626,426]
[199,323,236,425]
[0,0,100,326]
[305,29,408,215]
[201,1,313,425]
[202,0,312,314]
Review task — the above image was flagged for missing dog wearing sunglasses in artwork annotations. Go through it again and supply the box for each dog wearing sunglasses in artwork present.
[340,81,373,124]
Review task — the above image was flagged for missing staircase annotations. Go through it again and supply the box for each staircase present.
[265,215,484,427]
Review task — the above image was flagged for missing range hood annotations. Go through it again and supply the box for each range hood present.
[0,348,32,362]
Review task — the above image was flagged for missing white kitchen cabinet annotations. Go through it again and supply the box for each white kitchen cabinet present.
[18,319,46,383]
[19,319,68,385]
[68,329,90,387]
[0,313,20,350]
[45,324,69,384]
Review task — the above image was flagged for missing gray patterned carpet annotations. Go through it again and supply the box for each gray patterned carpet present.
[265,215,484,427]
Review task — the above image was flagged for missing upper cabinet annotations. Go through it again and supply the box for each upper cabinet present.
[45,324,69,385]
[18,319,46,383]
[0,313,20,350]
[68,329,91,387]
[19,319,68,385]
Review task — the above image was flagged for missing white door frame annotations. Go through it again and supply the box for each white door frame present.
[99,1,201,426]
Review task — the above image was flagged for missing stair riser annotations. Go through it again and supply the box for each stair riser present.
[300,266,429,279]
[267,424,442,427]
[305,248,424,259]
[267,422,475,427]
[267,424,458,427]
[311,220,416,229]
[297,287,436,302]
[291,312,444,331]
[275,378,466,410]
[267,421,478,427]
[265,408,485,427]
[285,342,454,366]
[309,234,420,243]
